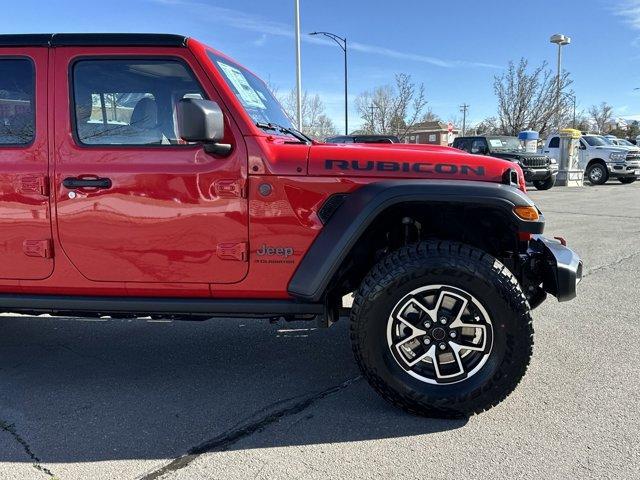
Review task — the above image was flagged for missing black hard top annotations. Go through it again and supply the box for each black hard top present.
[0,33,188,47]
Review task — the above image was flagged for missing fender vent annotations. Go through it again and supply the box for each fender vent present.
[502,168,519,186]
[318,193,348,224]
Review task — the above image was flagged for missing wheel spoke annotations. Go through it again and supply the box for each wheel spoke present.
[387,285,493,385]
[425,343,465,379]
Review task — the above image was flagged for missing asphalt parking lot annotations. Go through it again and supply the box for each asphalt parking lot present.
[1,181,639,480]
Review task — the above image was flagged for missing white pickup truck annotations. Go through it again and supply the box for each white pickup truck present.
[542,134,640,185]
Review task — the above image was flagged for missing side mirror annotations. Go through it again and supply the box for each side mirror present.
[177,98,232,156]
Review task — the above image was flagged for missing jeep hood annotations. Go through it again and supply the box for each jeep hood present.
[308,143,525,189]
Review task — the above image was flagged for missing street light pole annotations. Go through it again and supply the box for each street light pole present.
[294,0,303,131]
[310,31,348,135]
[550,34,571,130]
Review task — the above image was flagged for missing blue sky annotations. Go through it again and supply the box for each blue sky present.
[4,0,640,130]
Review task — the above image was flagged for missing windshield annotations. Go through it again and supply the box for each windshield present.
[618,139,633,146]
[487,136,523,151]
[583,135,610,147]
[207,51,294,130]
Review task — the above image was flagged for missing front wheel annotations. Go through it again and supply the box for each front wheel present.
[533,176,556,190]
[586,163,608,185]
[619,177,637,184]
[350,241,533,418]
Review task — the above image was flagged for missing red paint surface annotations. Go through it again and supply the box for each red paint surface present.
[0,39,528,299]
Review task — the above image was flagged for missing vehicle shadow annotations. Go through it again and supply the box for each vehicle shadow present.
[0,315,465,466]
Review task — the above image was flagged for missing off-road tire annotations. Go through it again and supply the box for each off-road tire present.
[619,177,636,184]
[350,241,533,418]
[586,163,608,185]
[533,176,556,190]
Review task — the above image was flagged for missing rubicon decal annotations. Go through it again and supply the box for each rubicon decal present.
[324,159,485,176]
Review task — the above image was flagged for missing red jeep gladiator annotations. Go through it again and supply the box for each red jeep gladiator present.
[0,33,582,417]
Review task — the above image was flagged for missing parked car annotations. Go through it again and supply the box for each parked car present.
[0,33,582,418]
[452,136,558,190]
[325,134,400,144]
[542,134,640,185]
[605,137,636,147]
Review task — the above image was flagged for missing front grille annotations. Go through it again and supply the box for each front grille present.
[625,152,640,161]
[521,156,549,168]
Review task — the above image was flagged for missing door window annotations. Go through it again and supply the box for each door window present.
[71,59,206,146]
[0,58,35,145]
[548,137,560,148]
[471,139,487,154]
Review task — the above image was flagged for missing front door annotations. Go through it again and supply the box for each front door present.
[0,48,53,280]
[53,47,248,284]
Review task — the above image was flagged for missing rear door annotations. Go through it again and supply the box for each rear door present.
[53,47,248,285]
[0,48,52,280]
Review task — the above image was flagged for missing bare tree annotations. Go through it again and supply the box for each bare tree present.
[280,89,337,140]
[493,58,572,136]
[420,108,441,123]
[588,102,614,134]
[474,116,500,135]
[355,73,428,140]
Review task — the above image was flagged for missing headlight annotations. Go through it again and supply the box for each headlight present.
[549,158,557,164]
[610,152,626,161]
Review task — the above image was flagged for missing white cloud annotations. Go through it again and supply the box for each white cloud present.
[149,0,500,69]
[253,34,268,47]
[613,0,640,29]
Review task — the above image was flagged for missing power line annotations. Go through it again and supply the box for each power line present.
[460,103,470,136]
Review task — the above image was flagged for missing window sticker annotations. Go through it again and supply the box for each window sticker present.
[217,61,265,109]
[489,139,503,148]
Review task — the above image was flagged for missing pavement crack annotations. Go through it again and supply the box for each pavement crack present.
[0,419,55,478]
[584,250,640,278]
[139,376,362,480]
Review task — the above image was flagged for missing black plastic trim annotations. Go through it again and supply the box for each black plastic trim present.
[288,180,545,302]
[0,295,324,316]
[530,235,582,302]
[0,34,188,48]
[318,193,348,224]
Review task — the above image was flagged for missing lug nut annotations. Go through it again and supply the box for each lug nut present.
[423,321,431,329]
[449,331,457,339]
[423,337,431,345]
[439,343,446,350]
[439,317,447,325]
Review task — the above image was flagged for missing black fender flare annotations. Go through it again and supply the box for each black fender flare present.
[288,180,544,302]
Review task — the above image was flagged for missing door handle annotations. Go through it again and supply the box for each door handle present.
[63,177,112,189]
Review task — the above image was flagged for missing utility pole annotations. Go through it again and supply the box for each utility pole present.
[460,103,469,136]
[294,0,303,130]
[369,103,376,133]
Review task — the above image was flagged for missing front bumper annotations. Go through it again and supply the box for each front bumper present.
[528,235,583,302]
[523,167,555,182]
[608,161,640,177]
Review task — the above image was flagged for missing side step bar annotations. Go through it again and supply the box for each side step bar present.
[0,294,324,317]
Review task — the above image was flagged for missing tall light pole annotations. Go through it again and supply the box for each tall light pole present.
[294,0,303,130]
[310,31,348,135]
[550,33,571,130]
